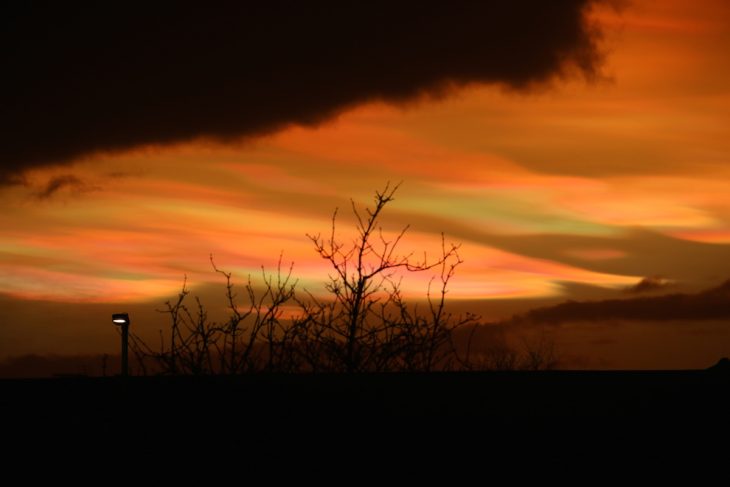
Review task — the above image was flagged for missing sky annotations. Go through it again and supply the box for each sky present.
[2,0,730,371]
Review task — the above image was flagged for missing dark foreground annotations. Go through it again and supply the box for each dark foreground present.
[2,371,729,467]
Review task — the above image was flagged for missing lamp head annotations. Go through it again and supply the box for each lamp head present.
[112,313,130,326]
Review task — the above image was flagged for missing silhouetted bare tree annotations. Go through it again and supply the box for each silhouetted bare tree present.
[129,184,562,374]
[130,277,220,375]
[294,182,477,372]
[130,258,297,375]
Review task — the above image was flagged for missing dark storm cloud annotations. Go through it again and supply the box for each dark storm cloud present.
[514,280,730,325]
[0,1,605,183]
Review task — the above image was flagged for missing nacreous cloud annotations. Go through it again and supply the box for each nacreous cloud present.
[1,1,605,183]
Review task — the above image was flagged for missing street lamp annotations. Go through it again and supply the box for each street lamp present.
[112,313,130,376]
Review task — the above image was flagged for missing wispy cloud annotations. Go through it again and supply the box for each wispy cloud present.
[626,275,673,294]
[34,174,98,200]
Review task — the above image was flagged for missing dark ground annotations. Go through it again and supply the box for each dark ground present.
[2,370,729,472]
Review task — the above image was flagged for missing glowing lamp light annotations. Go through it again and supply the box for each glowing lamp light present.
[112,313,130,325]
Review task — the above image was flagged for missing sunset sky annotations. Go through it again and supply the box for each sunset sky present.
[2,1,730,370]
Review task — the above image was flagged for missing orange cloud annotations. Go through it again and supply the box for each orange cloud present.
[1,0,729,309]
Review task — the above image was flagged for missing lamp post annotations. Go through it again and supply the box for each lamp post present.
[112,313,130,376]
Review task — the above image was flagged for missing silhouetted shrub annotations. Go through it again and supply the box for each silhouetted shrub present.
[130,184,554,374]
